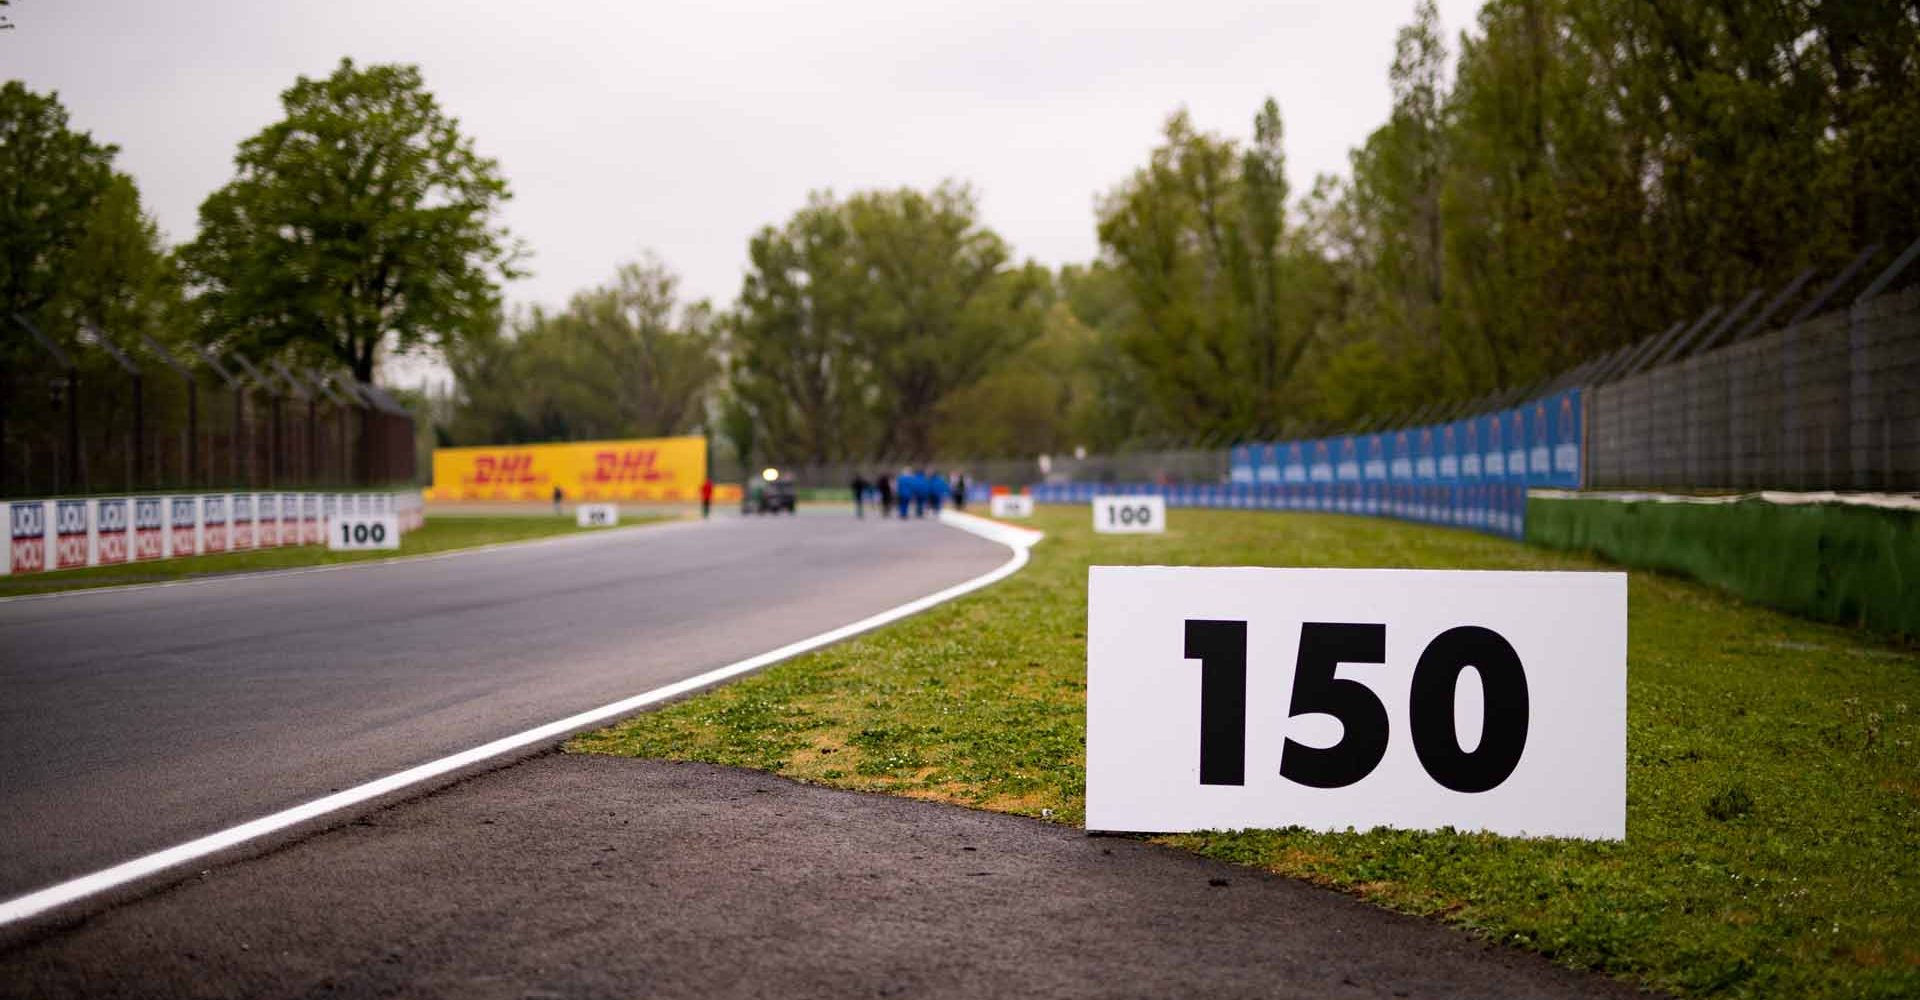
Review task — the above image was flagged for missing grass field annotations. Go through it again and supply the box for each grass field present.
[574,505,1920,999]
[0,514,655,598]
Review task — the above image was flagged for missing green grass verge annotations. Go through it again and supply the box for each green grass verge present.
[0,514,660,597]
[573,506,1920,999]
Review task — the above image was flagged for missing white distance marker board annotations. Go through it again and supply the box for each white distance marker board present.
[1092,495,1165,534]
[990,494,1034,518]
[327,514,401,551]
[576,503,619,527]
[1086,566,1626,840]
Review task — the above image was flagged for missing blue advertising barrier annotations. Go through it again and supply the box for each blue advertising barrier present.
[1016,389,1578,541]
[1229,444,1255,485]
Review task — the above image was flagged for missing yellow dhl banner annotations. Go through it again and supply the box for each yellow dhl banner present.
[426,436,707,502]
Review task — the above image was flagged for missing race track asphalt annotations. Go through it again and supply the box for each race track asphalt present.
[0,512,1009,904]
[1,757,1652,999]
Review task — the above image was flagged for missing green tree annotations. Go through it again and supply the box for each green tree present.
[444,256,717,445]
[0,81,117,328]
[1054,261,1160,450]
[724,195,874,464]
[844,183,1049,457]
[0,83,189,493]
[1094,102,1320,440]
[933,299,1094,458]
[181,58,521,383]
[725,185,1046,463]
[51,174,182,344]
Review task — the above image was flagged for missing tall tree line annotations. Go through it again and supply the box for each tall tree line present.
[13,1,1918,470]
[1081,0,1920,445]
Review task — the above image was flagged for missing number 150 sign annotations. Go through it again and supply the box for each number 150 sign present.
[1087,567,1626,839]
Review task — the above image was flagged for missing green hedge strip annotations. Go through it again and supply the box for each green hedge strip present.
[1527,496,1919,638]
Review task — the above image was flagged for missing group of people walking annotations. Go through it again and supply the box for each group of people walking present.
[850,470,968,519]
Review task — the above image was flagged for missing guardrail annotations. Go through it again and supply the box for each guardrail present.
[3,490,423,576]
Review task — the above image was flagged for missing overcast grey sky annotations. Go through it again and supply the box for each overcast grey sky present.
[10,0,1479,315]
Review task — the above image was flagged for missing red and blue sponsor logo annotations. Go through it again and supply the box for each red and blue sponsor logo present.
[231,494,254,551]
[134,497,165,560]
[10,501,47,573]
[54,499,89,569]
[202,495,229,552]
[96,498,130,565]
[170,497,200,555]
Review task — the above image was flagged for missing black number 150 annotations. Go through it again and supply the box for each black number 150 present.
[1185,619,1529,793]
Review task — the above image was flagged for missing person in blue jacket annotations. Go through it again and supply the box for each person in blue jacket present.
[896,468,915,518]
[930,471,950,514]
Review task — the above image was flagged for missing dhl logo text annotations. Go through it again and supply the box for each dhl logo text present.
[465,454,543,485]
[591,450,664,483]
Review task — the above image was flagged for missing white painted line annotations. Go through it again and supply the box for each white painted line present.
[0,515,1042,926]
[0,517,696,606]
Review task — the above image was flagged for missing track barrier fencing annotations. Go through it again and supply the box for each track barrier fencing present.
[760,238,1918,542]
[2,490,424,577]
[3,317,417,500]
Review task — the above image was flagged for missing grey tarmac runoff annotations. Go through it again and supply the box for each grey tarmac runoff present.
[4,757,1653,1000]
[0,512,1652,998]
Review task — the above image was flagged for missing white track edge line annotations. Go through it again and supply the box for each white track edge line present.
[0,517,696,605]
[0,514,1041,926]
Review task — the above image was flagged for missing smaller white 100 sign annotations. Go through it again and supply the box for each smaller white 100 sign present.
[327,515,401,551]
[1092,495,1165,534]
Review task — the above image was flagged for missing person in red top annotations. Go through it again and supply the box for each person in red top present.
[699,478,714,519]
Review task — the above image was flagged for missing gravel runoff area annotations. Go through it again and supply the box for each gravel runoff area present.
[0,754,1654,1000]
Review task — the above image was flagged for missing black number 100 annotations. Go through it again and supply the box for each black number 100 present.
[339,522,387,545]
[1185,619,1529,793]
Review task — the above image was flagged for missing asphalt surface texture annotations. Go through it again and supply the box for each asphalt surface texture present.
[1,756,1650,999]
[0,512,1008,900]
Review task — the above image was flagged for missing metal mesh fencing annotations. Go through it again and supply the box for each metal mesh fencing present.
[2,326,416,499]
[1587,283,1920,491]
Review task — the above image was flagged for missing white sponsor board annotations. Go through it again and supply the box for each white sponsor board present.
[168,495,201,558]
[95,498,130,565]
[326,514,401,551]
[1092,495,1165,534]
[576,503,619,527]
[1086,566,1627,839]
[52,499,90,570]
[0,490,417,573]
[133,497,165,561]
[989,494,1034,519]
